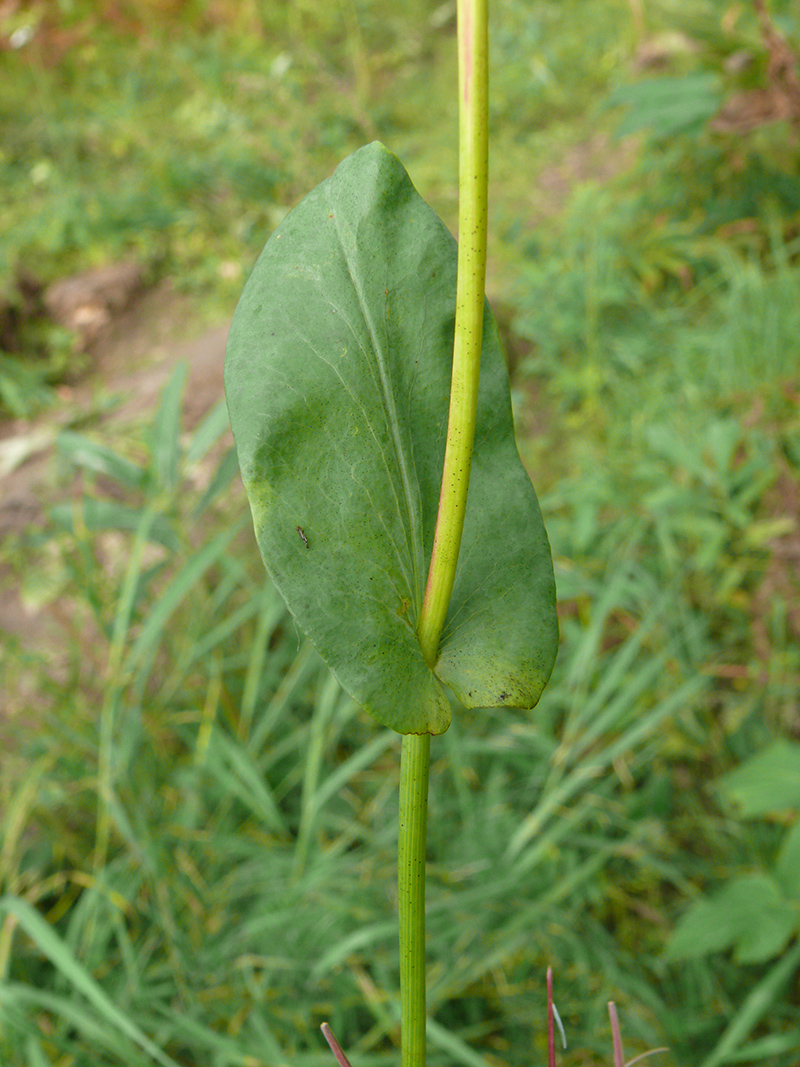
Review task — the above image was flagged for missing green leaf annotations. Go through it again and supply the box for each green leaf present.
[730,879,796,964]
[225,142,557,735]
[666,874,796,964]
[716,740,800,817]
[775,820,800,899]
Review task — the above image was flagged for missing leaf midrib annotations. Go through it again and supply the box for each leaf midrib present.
[329,185,426,607]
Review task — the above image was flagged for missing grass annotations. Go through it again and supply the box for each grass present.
[2,0,800,1065]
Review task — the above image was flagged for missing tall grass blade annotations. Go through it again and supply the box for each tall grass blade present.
[507,672,707,861]
[185,400,230,463]
[149,363,186,492]
[0,898,182,1067]
[1,985,157,1067]
[204,728,288,833]
[57,430,148,489]
[239,582,287,736]
[249,639,319,753]
[49,499,180,551]
[312,920,398,980]
[699,940,800,1067]
[123,519,246,678]
[293,672,343,879]
[193,446,240,515]
[426,1018,492,1067]
[311,728,397,815]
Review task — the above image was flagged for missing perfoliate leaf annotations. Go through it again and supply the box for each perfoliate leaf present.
[225,142,557,734]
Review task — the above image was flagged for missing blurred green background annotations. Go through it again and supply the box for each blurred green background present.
[1,1,799,1065]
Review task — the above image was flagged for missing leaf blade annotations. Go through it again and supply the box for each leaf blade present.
[226,142,557,733]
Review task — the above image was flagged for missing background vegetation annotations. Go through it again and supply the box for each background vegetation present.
[1,0,799,1065]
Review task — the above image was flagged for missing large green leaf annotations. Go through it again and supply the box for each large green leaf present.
[225,142,557,735]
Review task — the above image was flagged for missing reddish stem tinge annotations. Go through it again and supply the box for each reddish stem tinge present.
[321,1023,354,1067]
[608,1001,625,1067]
[607,1003,669,1067]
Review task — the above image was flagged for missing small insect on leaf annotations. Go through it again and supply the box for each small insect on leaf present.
[296,526,309,549]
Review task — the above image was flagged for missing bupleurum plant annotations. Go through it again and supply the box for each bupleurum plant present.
[225,2,667,1064]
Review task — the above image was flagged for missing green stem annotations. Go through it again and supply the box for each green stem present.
[400,5,488,1066]
[417,0,489,665]
[398,732,431,1067]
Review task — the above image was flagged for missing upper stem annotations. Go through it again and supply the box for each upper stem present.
[417,0,489,666]
[400,7,489,1067]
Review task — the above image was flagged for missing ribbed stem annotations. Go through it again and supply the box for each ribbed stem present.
[398,733,431,1067]
[401,4,489,1066]
[417,0,489,664]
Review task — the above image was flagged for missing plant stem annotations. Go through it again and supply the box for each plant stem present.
[417,0,489,665]
[398,732,431,1067]
[401,4,488,1066]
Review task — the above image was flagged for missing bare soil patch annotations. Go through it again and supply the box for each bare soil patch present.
[0,280,231,703]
